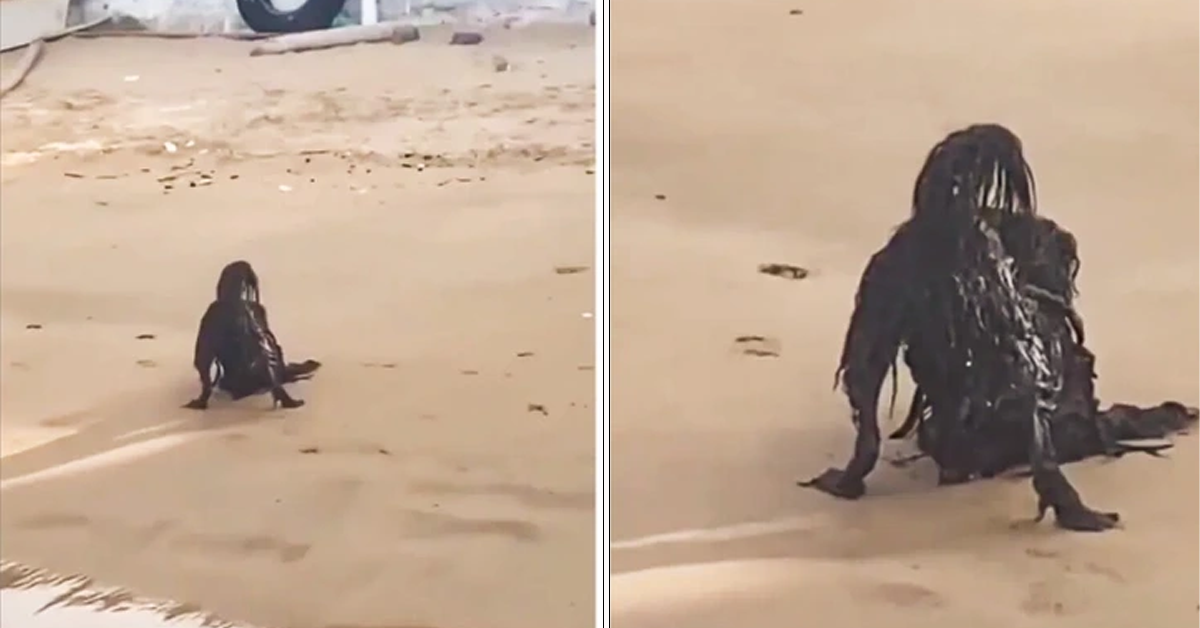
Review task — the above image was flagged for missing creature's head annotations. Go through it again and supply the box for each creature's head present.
[910,124,1037,232]
[216,260,260,303]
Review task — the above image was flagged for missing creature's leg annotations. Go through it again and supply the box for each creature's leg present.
[268,365,303,409]
[270,387,303,409]
[1025,334,1119,532]
[263,329,304,409]
[245,304,304,409]
[272,331,323,384]
[284,360,322,383]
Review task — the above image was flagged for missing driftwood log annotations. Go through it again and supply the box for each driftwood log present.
[249,22,419,56]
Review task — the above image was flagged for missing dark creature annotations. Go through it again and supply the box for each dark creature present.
[184,260,320,411]
[885,215,1195,481]
[799,124,1195,532]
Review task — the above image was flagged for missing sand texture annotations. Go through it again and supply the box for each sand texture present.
[0,25,595,628]
[609,0,1198,626]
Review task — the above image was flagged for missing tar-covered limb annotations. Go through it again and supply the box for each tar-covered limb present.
[800,246,908,499]
[1022,320,1119,532]
[184,302,223,410]
[247,302,304,409]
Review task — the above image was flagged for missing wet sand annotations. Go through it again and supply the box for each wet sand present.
[610,0,1198,626]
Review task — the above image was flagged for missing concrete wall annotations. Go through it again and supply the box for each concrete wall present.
[69,0,593,33]
[1,0,70,51]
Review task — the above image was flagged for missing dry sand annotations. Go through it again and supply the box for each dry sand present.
[610,0,1198,626]
[0,26,595,628]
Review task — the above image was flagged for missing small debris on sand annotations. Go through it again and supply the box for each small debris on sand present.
[450,32,483,46]
[758,263,810,280]
[733,335,781,357]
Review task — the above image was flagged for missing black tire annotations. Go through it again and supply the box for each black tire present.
[237,0,346,34]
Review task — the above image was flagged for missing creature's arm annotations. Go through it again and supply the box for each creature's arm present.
[838,247,909,461]
[184,302,223,410]
[802,243,908,498]
[191,302,224,370]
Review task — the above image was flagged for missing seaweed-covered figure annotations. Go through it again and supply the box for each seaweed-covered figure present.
[801,124,1134,531]
[883,204,1194,483]
[184,260,320,410]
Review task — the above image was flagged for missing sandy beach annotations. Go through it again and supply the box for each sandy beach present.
[0,26,595,628]
[610,0,1198,626]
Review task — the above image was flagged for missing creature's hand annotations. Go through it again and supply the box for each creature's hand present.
[798,468,866,500]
